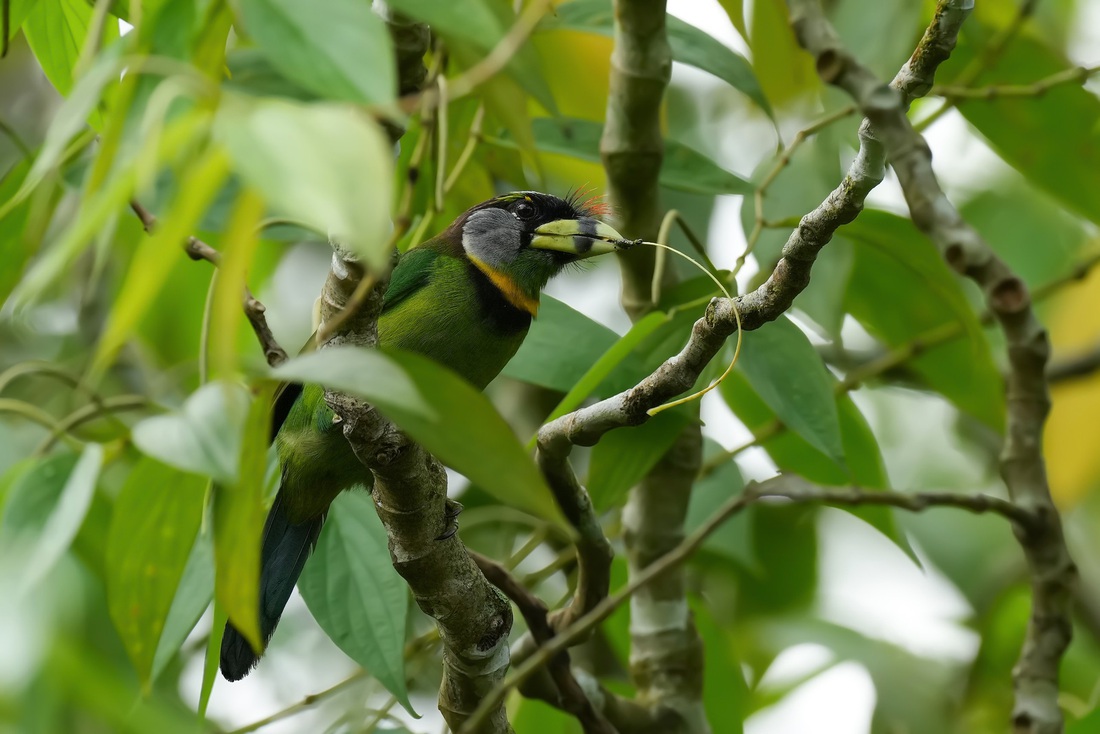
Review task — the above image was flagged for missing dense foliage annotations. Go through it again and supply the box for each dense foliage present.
[1,0,1099,732]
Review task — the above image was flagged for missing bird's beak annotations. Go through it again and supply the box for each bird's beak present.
[529,217,625,259]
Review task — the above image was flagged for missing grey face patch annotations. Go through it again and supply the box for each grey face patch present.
[461,208,524,267]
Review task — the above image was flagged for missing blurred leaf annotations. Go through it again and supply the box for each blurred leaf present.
[717,0,748,42]
[93,146,230,375]
[0,53,119,222]
[587,410,688,511]
[216,96,393,270]
[0,159,36,304]
[106,456,206,686]
[504,295,621,392]
[151,528,214,681]
[511,697,582,733]
[23,0,118,105]
[1068,708,1100,734]
[951,27,1100,227]
[212,382,274,651]
[687,440,753,571]
[843,209,1004,430]
[740,128,848,337]
[4,0,35,41]
[749,0,816,104]
[273,347,559,519]
[199,603,227,718]
[763,618,956,734]
[385,0,555,112]
[1,452,78,550]
[48,640,197,734]
[544,0,771,116]
[692,596,748,732]
[737,315,845,466]
[492,117,753,196]
[132,382,251,484]
[237,0,394,104]
[719,369,910,558]
[224,47,318,100]
[19,443,102,594]
[830,0,922,79]
[738,504,817,616]
[8,109,208,308]
[961,177,1086,289]
[299,491,415,715]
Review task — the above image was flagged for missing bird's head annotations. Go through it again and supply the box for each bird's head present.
[451,191,625,314]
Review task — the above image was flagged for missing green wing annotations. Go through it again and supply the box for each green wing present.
[383,245,444,312]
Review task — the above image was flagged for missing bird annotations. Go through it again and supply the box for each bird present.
[219,191,624,681]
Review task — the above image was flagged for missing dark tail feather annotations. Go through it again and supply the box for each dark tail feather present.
[220,493,325,681]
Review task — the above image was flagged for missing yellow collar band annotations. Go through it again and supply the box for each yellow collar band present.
[468,255,540,317]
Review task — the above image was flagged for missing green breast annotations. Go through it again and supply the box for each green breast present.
[377,253,531,390]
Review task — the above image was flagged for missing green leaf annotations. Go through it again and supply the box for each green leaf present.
[504,295,621,393]
[545,0,771,116]
[0,159,37,304]
[299,491,415,715]
[0,53,120,223]
[199,602,227,718]
[719,369,911,559]
[737,315,844,466]
[216,96,393,270]
[23,0,93,97]
[4,0,36,43]
[93,145,231,375]
[132,382,251,484]
[213,382,274,651]
[151,529,214,681]
[587,410,688,511]
[692,596,748,732]
[512,697,583,733]
[237,0,394,104]
[384,0,555,112]
[1067,707,1100,734]
[951,27,1100,227]
[19,443,102,594]
[1,453,78,553]
[686,440,754,571]
[843,209,1004,430]
[717,0,748,42]
[492,117,753,196]
[272,347,559,520]
[961,176,1087,290]
[106,456,206,686]
[749,0,817,104]
[538,310,668,431]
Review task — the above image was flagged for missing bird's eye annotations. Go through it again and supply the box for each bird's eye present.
[514,201,536,220]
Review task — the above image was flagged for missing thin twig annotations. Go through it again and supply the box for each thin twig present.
[915,0,1039,131]
[933,64,1100,99]
[128,199,288,367]
[733,104,857,278]
[460,475,1034,732]
[472,552,617,734]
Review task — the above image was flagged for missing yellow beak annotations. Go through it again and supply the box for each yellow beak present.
[529,217,625,259]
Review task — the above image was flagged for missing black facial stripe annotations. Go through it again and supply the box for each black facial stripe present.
[573,218,597,254]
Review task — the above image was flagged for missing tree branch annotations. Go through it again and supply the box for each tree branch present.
[785,3,1077,732]
[462,474,1037,731]
[128,199,288,367]
[472,552,619,734]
